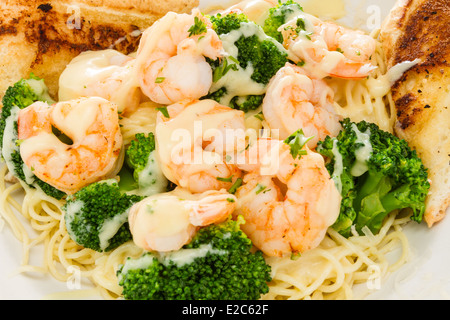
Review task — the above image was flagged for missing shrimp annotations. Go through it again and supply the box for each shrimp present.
[262,63,342,148]
[280,12,377,79]
[135,10,224,105]
[221,0,277,25]
[128,188,236,252]
[58,49,142,115]
[155,99,246,193]
[234,138,341,257]
[17,97,123,195]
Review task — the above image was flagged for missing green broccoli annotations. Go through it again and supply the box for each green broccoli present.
[0,75,66,200]
[263,0,304,43]
[317,118,430,237]
[116,217,272,300]
[204,11,288,112]
[123,132,169,196]
[0,75,54,146]
[63,179,143,252]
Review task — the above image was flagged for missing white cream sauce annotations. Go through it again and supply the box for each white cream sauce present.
[128,192,193,247]
[58,49,138,113]
[1,106,21,178]
[367,59,421,98]
[119,242,227,274]
[128,150,168,197]
[330,138,344,193]
[211,21,287,104]
[159,243,227,267]
[350,123,372,177]
[225,0,276,26]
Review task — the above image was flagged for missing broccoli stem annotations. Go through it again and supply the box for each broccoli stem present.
[353,171,393,234]
[379,184,415,217]
[355,174,416,234]
[356,192,387,234]
[353,171,387,212]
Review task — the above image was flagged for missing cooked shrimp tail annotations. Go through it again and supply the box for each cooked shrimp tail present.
[135,10,224,105]
[262,63,342,148]
[18,97,123,194]
[128,188,236,252]
[235,138,341,257]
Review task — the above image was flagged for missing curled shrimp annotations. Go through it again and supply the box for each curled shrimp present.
[135,10,223,105]
[234,138,341,257]
[58,49,142,115]
[18,97,123,195]
[262,63,342,148]
[128,188,236,252]
[155,99,245,193]
[221,0,278,25]
[280,12,377,79]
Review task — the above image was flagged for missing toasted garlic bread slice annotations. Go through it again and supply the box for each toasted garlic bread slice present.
[0,0,198,99]
[380,0,450,227]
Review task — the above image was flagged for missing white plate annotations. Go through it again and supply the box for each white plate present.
[1,0,449,300]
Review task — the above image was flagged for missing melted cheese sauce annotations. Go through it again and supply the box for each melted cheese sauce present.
[64,180,130,251]
[2,106,21,178]
[211,21,287,104]
[282,11,348,79]
[128,190,196,252]
[20,132,71,175]
[19,98,103,165]
[159,243,227,267]
[119,242,227,274]
[296,0,346,20]
[350,123,372,177]
[331,138,344,193]
[224,0,277,25]
[58,49,139,113]
[130,150,168,197]
[59,49,127,101]
[329,123,374,192]
[367,59,421,98]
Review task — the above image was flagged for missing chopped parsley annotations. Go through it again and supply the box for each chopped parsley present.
[216,176,233,183]
[295,18,306,32]
[188,16,207,37]
[228,178,243,194]
[213,58,239,82]
[284,129,313,160]
[255,184,267,195]
[156,107,170,118]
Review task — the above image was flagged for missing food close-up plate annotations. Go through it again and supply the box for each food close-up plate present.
[0,0,449,300]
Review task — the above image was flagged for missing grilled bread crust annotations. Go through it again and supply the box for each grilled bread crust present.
[380,0,450,227]
[0,0,198,99]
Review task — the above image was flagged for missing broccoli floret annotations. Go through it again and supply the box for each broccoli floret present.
[116,217,272,300]
[205,12,288,112]
[210,11,249,34]
[230,94,265,112]
[0,74,54,152]
[204,88,264,113]
[263,0,304,43]
[124,133,168,196]
[317,119,430,236]
[63,179,143,252]
[0,75,66,200]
